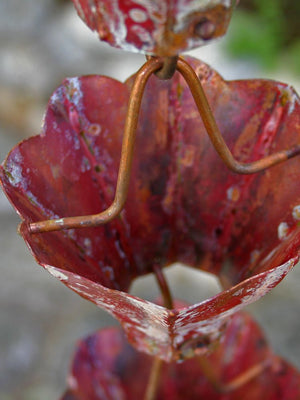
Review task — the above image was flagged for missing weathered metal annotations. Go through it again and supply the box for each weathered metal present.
[61,313,300,399]
[28,57,164,234]
[1,57,300,361]
[71,0,235,55]
[27,57,300,234]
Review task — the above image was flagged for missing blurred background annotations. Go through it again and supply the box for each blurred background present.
[0,1,300,399]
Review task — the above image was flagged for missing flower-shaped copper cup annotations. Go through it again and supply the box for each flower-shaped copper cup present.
[71,0,235,55]
[1,57,300,361]
[61,313,300,399]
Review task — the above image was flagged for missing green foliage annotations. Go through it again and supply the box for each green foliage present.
[226,0,299,73]
[288,40,300,76]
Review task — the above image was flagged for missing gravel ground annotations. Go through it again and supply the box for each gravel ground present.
[0,2,300,399]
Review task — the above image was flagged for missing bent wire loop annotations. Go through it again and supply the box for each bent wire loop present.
[29,57,300,234]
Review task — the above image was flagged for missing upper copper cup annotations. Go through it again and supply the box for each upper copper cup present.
[72,0,236,55]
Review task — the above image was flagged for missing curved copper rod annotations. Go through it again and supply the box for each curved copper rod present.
[176,57,300,174]
[29,56,300,234]
[29,58,163,233]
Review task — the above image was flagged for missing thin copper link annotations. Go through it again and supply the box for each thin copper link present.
[153,264,174,309]
[146,55,178,80]
[29,57,163,234]
[176,57,300,174]
[197,353,272,393]
[144,357,163,400]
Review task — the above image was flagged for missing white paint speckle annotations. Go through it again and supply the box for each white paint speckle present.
[129,8,148,23]
[50,86,63,106]
[7,162,23,187]
[83,237,92,257]
[68,375,78,390]
[103,265,115,281]
[56,218,65,226]
[250,249,261,264]
[283,85,299,115]
[226,186,240,202]
[88,123,101,136]
[114,238,126,260]
[233,288,244,297]
[278,222,289,240]
[6,149,26,189]
[45,265,68,282]
[67,229,77,241]
[80,157,91,173]
[292,205,300,221]
[65,77,83,112]
[131,25,152,44]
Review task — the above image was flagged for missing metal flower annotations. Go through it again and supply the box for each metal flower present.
[1,57,300,361]
[71,0,236,55]
[61,313,300,399]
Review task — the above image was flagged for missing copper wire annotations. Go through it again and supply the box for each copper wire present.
[29,57,163,233]
[177,58,300,174]
[29,56,300,234]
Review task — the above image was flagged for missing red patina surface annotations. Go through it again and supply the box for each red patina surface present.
[61,313,300,399]
[1,57,300,360]
[71,0,234,55]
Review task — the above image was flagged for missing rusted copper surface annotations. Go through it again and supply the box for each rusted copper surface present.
[61,313,300,399]
[28,57,300,234]
[28,57,163,234]
[177,58,300,174]
[71,0,235,55]
[1,57,300,360]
